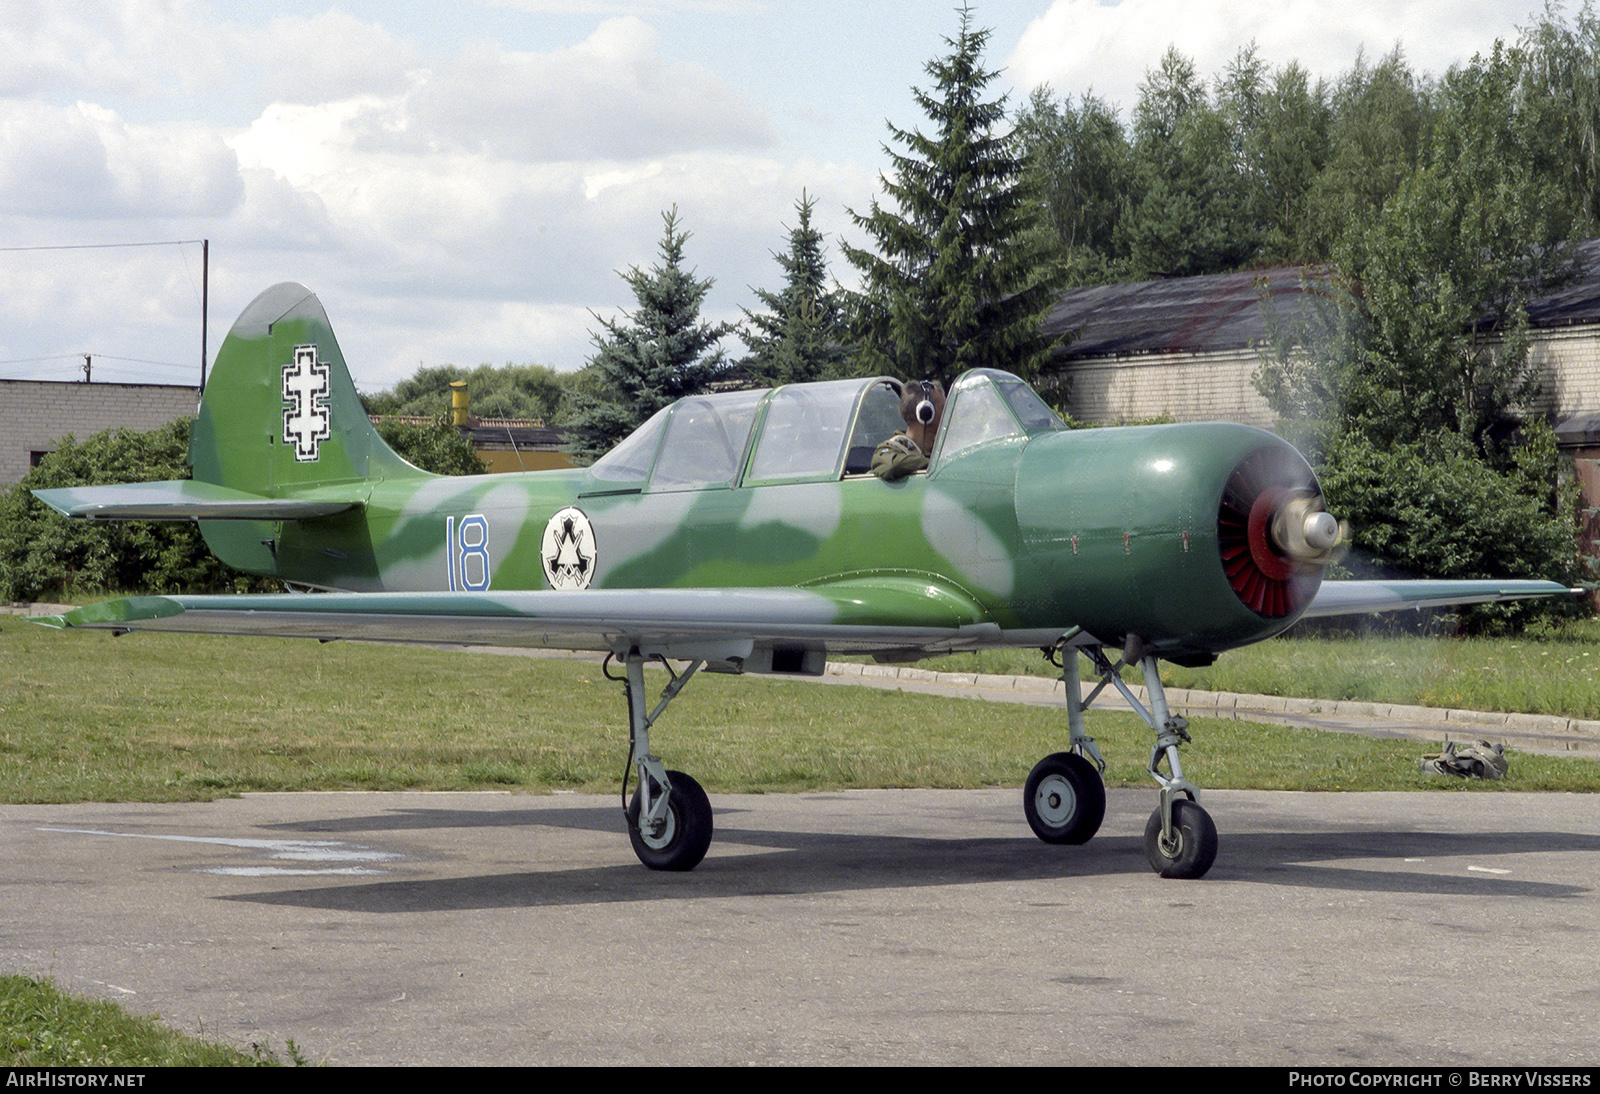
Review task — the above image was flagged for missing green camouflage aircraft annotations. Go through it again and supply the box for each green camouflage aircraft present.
[32,283,1575,879]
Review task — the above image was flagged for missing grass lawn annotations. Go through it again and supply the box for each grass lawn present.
[4,621,1598,802]
[896,616,1600,720]
[0,974,305,1066]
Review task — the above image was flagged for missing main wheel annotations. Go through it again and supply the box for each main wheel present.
[1142,798,1218,879]
[626,769,713,871]
[1023,752,1106,844]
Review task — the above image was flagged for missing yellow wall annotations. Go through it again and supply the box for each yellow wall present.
[476,449,572,474]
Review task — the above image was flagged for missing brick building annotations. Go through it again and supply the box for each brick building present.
[1,380,575,486]
[0,379,199,485]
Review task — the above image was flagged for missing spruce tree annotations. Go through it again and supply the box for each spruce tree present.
[570,208,733,462]
[842,5,1057,387]
[1120,47,1256,277]
[739,192,850,386]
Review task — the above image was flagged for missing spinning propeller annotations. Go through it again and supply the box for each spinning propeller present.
[1217,447,1347,618]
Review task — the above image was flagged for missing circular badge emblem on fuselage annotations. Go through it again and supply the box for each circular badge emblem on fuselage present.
[541,506,597,590]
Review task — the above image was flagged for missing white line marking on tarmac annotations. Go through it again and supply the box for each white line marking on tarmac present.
[39,827,403,875]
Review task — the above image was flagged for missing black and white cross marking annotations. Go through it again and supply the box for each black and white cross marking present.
[283,344,332,461]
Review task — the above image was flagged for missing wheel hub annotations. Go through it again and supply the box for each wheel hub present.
[1034,775,1076,826]
[640,807,676,849]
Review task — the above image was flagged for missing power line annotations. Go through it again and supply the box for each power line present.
[0,239,204,252]
[90,354,191,369]
[0,237,211,389]
[0,354,83,367]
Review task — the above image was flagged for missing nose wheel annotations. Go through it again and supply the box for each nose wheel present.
[1143,797,1217,879]
[1032,636,1221,878]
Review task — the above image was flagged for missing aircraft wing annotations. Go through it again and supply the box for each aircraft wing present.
[28,579,1580,667]
[27,584,1004,665]
[31,480,361,521]
[1302,579,1580,618]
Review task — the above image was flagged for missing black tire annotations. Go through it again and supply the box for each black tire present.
[1023,752,1106,845]
[626,769,713,871]
[1142,798,1218,879]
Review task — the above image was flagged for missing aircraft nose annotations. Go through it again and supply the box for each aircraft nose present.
[1217,444,1334,619]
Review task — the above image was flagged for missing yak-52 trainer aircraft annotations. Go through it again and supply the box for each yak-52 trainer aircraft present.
[32,283,1576,879]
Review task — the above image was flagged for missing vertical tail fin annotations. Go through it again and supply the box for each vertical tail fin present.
[191,283,422,494]
[188,283,426,584]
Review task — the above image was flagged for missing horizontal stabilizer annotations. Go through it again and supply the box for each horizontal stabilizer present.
[1303,579,1580,618]
[31,480,362,522]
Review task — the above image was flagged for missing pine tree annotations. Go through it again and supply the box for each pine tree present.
[569,209,733,462]
[739,192,850,386]
[842,5,1057,387]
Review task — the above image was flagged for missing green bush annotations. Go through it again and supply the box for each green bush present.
[1317,428,1583,632]
[0,420,259,602]
[372,417,487,476]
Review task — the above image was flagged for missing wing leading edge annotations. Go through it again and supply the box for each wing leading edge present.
[1302,579,1580,619]
[28,579,1580,666]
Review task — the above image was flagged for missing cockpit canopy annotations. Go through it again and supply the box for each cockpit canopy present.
[587,369,1066,492]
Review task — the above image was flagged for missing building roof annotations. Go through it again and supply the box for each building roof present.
[1524,238,1600,329]
[1556,411,1600,447]
[460,419,565,450]
[1044,238,1600,361]
[1042,265,1321,360]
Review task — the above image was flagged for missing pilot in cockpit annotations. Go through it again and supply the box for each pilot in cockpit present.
[871,379,945,481]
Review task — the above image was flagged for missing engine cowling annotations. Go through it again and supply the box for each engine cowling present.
[1014,424,1344,658]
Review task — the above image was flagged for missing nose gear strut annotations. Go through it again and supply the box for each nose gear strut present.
[1028,632,1218,879]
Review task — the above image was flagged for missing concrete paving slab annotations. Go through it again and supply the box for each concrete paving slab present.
[4,789,1597,1066]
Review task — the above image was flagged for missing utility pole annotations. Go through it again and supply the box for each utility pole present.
[82,354,91,382]
[200,238,209,394]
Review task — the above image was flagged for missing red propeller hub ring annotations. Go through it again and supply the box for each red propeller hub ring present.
[1246,486,1296,582]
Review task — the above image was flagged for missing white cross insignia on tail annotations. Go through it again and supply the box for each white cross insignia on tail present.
[283,345,331,461]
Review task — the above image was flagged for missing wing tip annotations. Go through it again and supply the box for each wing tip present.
[27,597,186,630]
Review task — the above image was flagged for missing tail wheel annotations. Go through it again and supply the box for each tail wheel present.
[1216,447,1324,618]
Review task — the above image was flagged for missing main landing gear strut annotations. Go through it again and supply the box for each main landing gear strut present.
[1023,634,1218,879]
[605,648,714,871]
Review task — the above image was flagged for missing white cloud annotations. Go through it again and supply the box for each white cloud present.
[1007,0,1541,116]
[390,18,771,160]
[0,0,221,101]
[0,100,241,217]
[244,10,422,106]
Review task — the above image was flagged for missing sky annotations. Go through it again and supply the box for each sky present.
[0,0,1568,393]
